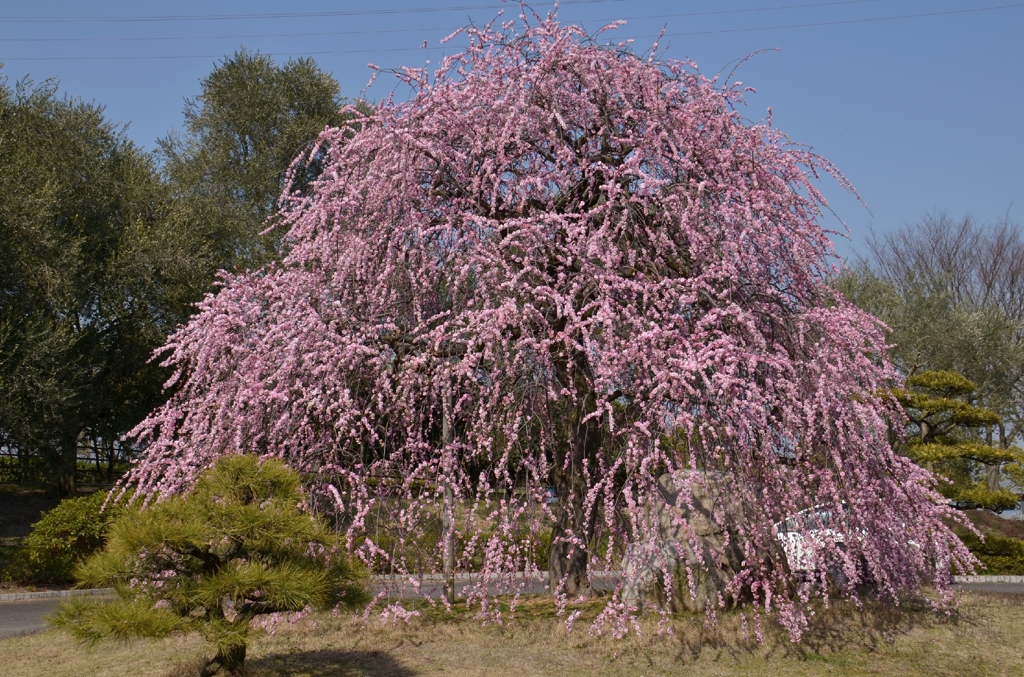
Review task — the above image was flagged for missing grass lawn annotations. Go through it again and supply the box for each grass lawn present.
[2,590,1022,676]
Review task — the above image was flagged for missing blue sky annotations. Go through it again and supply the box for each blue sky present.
[1,0,1022,261]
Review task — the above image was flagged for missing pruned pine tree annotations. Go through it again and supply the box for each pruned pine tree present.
[899,370,1020,510]
[51,455,367,676]
[841,214,1024,492]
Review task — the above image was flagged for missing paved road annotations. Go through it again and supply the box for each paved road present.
[0,598,62,640]
[953,582,1024,595]
[3,580,1021,641]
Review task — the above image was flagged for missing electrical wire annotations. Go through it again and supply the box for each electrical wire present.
[0,0,629,23]
[656,1,1024,37]
[0,0,888,43]
[1,2,1020,62]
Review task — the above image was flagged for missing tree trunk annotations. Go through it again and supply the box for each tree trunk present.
[205,644,246,675]
[548,479,595,597]
[547,353,602,598]
[987,424,1009,493]
[441,392,456,604]
[921,422,935,474]
[55,434,79,497]
[442,483,456,603]
[987,464,1001,493]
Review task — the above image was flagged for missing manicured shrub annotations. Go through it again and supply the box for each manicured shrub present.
[3,490,117,584]
[959,532,1024,575]
[953,510,1024,575]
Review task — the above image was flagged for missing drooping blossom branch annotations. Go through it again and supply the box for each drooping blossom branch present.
[125,11,974,638]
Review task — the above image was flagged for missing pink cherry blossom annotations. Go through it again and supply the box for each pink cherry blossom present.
[124,11,974,639]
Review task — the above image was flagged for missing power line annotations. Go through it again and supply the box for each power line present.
[1,2,1020,62]
[0,50,401,62]
[655,2,1024,37]
[0,0,626,23]
[0,0,887,41]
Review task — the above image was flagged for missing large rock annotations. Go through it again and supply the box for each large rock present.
[621,470,746,612]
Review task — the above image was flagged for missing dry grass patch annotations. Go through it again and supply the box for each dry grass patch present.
[1,591,1022,676]
[0,630,208,677]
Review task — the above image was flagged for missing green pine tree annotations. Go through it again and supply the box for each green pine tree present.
[897,370,1020,510]
[51,456,367,675]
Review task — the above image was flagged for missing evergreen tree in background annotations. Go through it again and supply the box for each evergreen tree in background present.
[899,370,1019,510]
[158,48,361,269]
[0,73,177,494]
[837,214,1024,502]
[0,52,357,492]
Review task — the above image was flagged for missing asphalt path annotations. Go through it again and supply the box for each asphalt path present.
[0,598,62,640]
[953,582,1024,595]
[3,580,1021,641]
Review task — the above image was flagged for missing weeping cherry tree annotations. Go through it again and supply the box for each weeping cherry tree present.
[125,13,974,638]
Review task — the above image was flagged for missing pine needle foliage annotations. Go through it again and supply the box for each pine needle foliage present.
[50,455,367,675]
[897,370,1020,510]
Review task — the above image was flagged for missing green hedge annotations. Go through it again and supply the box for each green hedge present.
[2,491,119,584]
[960,532,1024,575]
[0,457,130,484]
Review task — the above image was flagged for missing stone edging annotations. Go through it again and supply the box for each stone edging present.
[0,588,115,602]
[2,575,1020,602]
[952,575,1024,584]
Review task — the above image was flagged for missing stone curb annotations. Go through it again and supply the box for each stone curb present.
[952,575,1024,584]
[0,588,115,602]
[2,575,1019,602]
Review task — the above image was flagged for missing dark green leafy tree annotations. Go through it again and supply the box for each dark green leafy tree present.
[0,54,348,492]
[898,370,1019,510]
[158,49,358,269]
[51,455,367,676]
[0,73,187,494]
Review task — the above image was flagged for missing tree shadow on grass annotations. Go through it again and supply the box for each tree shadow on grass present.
[653,592,958,666]
[245,649,418,676]
[764,593,958,661]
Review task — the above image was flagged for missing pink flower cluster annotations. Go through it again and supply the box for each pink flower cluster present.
[125,11,973,638]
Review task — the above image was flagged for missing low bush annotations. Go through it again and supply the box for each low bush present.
[959,532,1024,575]
[2,490,118,584]
[51,455,368,676]
[954,510,1024,575]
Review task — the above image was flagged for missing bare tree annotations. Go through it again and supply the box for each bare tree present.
[853,213,1024,488]
[866,213,1024,322]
